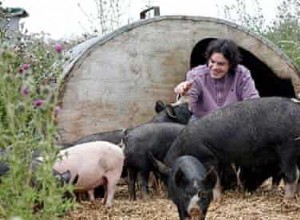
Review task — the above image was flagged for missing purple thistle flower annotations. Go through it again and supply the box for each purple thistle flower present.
[22,63,30,70]
[18,67,24,74]
[20,86,30,96]
[54,106,62,117]
[33,99,45,108]
[54,43,63,53]
[18,63,30,74]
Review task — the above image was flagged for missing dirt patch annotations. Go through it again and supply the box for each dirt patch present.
[62,182,300,220]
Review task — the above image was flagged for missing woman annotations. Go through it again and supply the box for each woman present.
[174,38,260,120]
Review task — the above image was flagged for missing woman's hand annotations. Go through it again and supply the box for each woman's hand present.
[174,81,193,96]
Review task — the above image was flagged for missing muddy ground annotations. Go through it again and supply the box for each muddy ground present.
[62,179,300,220]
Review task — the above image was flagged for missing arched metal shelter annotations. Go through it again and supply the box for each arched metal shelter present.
[57,16,300,143]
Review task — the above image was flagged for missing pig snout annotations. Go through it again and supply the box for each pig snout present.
[188,209,205,220]
[189,208,201,216]
[186,194,204,220]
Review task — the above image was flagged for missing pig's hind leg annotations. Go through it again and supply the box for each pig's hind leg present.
[101,177,108,205]
[127,169,138,200]
[104,170,122,207]
[279,141,300,199]
[139,170,151,200]
[87,179,106,202]
[87,189,96,201]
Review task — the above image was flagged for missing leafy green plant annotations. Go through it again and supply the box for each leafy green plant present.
[0,23,75,220]
[217,0,300,69]
[264,0,300,67]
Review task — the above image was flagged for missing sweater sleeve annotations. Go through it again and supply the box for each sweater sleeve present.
[186,67,204,113]
[238,68,260,100]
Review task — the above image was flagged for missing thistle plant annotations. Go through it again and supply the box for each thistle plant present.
[0,31,75,219]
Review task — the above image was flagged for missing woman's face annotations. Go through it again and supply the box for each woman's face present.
[208,52,230,79]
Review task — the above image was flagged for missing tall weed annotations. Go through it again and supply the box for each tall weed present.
[0,17,75,220]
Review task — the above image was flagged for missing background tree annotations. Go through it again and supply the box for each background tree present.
[78,0,160,37]
[217,0,300,68]
[264,0,300,66]
[78,0,132,36]
[217,0,265,34]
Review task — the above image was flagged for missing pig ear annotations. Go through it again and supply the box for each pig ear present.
[175,167,189,188]
[60,170,72,183]
[166,105,177,119]
[202,167,217,189]
[155,100,166,113]
[149,152,170,175]
[118,138,125,151]
[71,173,79,185]
[118,128,128,151]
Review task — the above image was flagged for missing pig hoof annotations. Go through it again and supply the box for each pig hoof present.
[212,188,222,202]
[141,193,150,201]
[105,202,112,208]
[213,197,222,203]
[283,195,295,201]
[91,200,97,206]
[284,192,295,200]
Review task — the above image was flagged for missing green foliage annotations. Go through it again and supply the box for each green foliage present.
[264,0,300,67]
[0,24,75,220]
[217,0,300,69]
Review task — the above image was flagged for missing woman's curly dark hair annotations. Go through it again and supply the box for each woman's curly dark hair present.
[205,38,242,73]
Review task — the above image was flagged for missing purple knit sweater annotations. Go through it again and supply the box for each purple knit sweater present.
[187,64,260,118]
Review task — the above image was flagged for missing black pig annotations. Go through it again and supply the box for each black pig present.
[151,100,191,124]
[165,97,300,200]
[123,122,185,200]
[152,155,216,220]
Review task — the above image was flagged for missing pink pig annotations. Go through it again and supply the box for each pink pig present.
[53,141,124,206]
